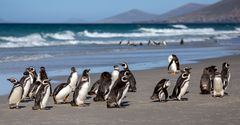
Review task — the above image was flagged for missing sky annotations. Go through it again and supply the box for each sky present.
[0,0,219,23]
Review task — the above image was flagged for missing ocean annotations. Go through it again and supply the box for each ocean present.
[0,23,240,95]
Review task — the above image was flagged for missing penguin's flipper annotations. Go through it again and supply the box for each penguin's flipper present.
[168,60,173,71]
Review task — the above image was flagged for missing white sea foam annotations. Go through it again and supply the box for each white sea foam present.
[78,30,159,38]
[0,54,53,63]
[172,24,188,29]
[0,33,46,42]
[43,31,75,40]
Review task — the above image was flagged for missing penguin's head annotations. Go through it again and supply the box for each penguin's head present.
[120,62,128,70]
[7,78,18,84]
[113,65,120,71]
[40,66,45,71]
[71,67,76,72]
[121,75,129,83]
[223,62,230,69]
[183,67,192,73]
[26,66,35,73]
[83,69,90,76]
[209,65,218,72]
[101,72,111,80]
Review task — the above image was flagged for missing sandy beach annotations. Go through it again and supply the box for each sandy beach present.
[0,54,240,125]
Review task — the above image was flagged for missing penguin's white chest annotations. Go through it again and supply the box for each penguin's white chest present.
[170,61,177,72]
[214,77,223,92]
[69,73,78,91]
[55,85,72,100]
[9,87,23,104]
[40,86,50,109]
[76,82,90,105]
[22,79,31,99]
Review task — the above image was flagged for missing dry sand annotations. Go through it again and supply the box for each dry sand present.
[0,55,240,125]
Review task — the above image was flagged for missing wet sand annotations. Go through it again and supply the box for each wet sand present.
[0,55,240,125]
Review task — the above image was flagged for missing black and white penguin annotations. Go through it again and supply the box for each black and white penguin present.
[106,71,130,108]
[200,67,211,94]
[169,67,191,101]
[212,72,224,97]
[53,67,78,104]
[105,65,120,100]
[19,71,32,100]
[7,78,23,109]
[121,62,136,92]
[26,66,38,84]
[71,69,91,106]
[221,62,230,93]
[28,67,50,99]
[207,65,218,91]
[150,79,171,102]
[32,79,51,110]
[168,54,180,75]
[93,72,112,101]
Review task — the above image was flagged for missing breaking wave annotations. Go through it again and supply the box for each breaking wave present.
[43,31,75,40]
[171,24,188,29]
[0,54,53,63]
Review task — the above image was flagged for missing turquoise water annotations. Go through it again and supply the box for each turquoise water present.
[0,23,240,95]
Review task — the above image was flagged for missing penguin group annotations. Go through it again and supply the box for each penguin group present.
[199,62,231,97]
[6,54,231,110]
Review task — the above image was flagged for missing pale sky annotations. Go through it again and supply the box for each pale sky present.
[0,0,219,23]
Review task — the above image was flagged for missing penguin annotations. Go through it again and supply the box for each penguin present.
[106,71,130,108]
[93,72,112,101]
[26,66,38,84]
[88,79,100,95]
[168,54,180,75]
[212,72,224,97]
[207,65,218,91]
[71,69,90,106]
[169,67,191,101]
[32,79,51,110]
[28,67,50,99]
[105,65,120,100]
[150,79,171,102]
[200,67,211,94]
[7,78,23,109]
[53,67,78,104]
[121,62,136,92]
[221,62,230,93]
[19,71,32,101]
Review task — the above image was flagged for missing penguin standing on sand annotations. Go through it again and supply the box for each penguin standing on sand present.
[20,71,32,101]
[32,79,51,110]
[200,67,211,94]
[221,62,230,94]
[207,66,218,91]
[106,71,130,108]
[53,67,78,104]
[28,67,50,99]
[121,62,136,92]
[93,72,112,101]
[105,65,120,100]
[151,79,171,102]
[169,67,191,101]
[71,69,91,106]
[168,54,180,75]
[7,78,23,109]
[212,72,224,97]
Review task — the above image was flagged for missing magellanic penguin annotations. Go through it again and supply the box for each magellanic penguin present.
[105,65,120,100]
[71,69,91,106]
[121,62,136,92]
[106,71,130,108]
[150,79,171,102]
[93,72,112,101]
[221,62,230,94]
[19,71,32,101]
[32,79,51,110]
[207,65,218,91]
[200,67,211,94]
[168,54,180,75]
[212,72,224,97]
[169,67,191,101]
[7,78,24,109]
[28,67,50,99]
[53,67,78,104]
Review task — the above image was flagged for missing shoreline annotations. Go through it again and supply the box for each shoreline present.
[0,54,240,125]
